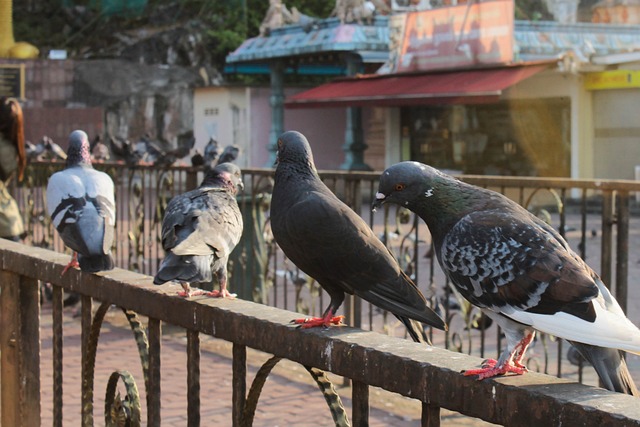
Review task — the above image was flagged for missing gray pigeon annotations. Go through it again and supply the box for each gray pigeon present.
[373,161,640,395]
[153,162,244,298]
[46,130,115,273]
[270,131,446,341]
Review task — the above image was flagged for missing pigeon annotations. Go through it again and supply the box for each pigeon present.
[89,134,110,162]
[373,161,640,395]
[46,130,116,273]
[25,140,45,160]
[270,131,446,341]
[107,135,135,165]
[191,149,204,167]
[203,137,220,166]
[216,144,241,165]
[42,136,68,161]
[153,162,244,298]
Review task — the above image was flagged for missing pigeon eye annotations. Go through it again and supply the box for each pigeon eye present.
[395,183,406,191]
[277,140,283,148]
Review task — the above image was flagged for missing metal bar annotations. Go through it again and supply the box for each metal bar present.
[81,295,93,427]
[1,271,20,427]
[421,402,441,427]
[351,380,369,426]
[0,273,41,427]
[147,318,162,427]
[232,344,247,427]
[600,190,614,287]
[187,329,200,427]
[20,276,41,427]
[52,285,63,427]
[615,191,629,313]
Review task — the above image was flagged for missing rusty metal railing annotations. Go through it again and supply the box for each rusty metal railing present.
[9,161,640,387]
[1,239,640,426]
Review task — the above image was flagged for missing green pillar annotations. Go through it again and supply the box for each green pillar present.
[267,61,284,167]
[340,54,371,171]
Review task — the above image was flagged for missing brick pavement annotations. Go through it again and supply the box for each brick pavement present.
[39,303,493,427]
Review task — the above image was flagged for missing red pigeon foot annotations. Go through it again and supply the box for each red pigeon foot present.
[188,289,237,299]
[463,358,528,380]
[61,253,80,276]
[177,283,192,297]
[292,315,345,329]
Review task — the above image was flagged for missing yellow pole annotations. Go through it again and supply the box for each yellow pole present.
[0,0,16,57]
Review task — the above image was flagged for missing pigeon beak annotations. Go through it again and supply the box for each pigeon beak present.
[238,181,245,193]
[371,192,386,212]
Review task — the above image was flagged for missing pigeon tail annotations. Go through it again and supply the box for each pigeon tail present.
[569,341,640,396]
[78,253,114,272]
[396,316,432,345]
[153,253,213,286]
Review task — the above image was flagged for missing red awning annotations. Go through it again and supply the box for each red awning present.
[285,64,550,108]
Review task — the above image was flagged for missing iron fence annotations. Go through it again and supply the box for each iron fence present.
[1,240,640,426]
[10,161,640,387]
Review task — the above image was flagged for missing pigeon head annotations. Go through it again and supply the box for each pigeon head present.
[373,162,448,211]
[274,131,316,172]
[203,162,244,194]
[66,130,92,167]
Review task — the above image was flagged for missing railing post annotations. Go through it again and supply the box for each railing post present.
[147,318,162,427]
[351,380,369,426]
[81,295,93,426]
[615,191,629,313]
[421,402,441,427]
[52,285,64,427]
[187,330,200,427]
[600,190,614,287]
[186,169,199,191]
[0,272,41,427]
[232,343,247,427]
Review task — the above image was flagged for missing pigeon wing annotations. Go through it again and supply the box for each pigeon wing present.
[276,189,438,323]
[161,188,242,259]
[440,209,599,320]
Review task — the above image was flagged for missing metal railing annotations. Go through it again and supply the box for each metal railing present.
[1,239,640,426]
[9,161,640,386]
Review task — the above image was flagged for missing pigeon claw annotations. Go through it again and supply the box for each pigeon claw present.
[61,253,80,276]
[463,359,528,380]
[201,289,237,299]
[291,315,345,329]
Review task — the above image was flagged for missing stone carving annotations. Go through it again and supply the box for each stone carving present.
[259,0,295,36]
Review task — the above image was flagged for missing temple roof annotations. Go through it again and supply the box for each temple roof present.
[225,16,640,75]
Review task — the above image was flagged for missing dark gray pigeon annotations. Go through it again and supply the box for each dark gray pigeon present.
[270,131,446,341]
[373,161,640,395]
[46,130,115,273]
[154,162,244,298]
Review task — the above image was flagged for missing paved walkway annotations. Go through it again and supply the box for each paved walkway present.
[39,303,493,427]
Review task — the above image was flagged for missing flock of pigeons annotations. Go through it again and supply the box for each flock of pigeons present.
[28,132,240,169]
[45,129,640,398]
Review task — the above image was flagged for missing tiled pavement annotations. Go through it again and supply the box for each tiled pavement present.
[39,302,497,427]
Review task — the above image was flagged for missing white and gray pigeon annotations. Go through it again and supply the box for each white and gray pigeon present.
[373,161,640,395]
[270,131,446,341]
[153,162,244,298]
[46,130,116,273]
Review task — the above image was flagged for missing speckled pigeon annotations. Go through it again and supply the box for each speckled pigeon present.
[153,162,244,298]
[46,130,115,273]
[373,161,640,395]
[270,131,446,341]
